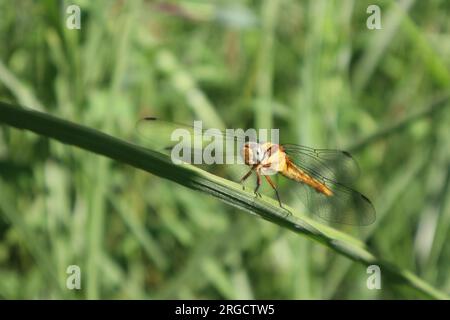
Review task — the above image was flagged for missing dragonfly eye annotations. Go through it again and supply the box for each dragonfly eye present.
[243,142,264,164]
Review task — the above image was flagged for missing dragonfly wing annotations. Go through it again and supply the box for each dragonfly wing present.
[282,144,360,185]
[136,117,253,164]
[295,179,376,226]
[283,144,374,225]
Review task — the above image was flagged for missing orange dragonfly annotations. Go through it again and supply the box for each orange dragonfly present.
[137,117,376,226]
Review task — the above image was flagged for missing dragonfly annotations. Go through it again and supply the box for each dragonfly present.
[137,117,376,226]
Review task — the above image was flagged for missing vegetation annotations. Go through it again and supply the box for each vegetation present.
[0,0,449,299]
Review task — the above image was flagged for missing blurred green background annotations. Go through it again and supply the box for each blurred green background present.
[0,0,449,299]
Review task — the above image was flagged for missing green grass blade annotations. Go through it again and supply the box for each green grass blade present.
[0,100,448,299]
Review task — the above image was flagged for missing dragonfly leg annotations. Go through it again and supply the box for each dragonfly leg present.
[239,167,254,190]
[254,172,262,198]
[264,175,283,208]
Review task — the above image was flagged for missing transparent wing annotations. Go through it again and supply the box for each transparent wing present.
[294,179,376,226]
[283,145,375,226]
[136,117,260,164]
[282,144,360,185]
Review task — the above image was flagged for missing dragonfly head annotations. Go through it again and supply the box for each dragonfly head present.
[242,142,285,176]
[243,142,281,165]
[242,142,265,165]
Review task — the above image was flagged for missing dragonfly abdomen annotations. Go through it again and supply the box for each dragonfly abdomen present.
[281,159,333,196]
